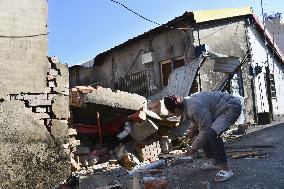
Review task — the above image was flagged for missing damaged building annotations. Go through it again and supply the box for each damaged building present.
[70,7,284,125]
[0,1,70,188]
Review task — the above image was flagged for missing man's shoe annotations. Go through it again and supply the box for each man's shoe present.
[215,169,234,182]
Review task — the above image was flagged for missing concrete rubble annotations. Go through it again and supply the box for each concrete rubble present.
[62,86,186,188]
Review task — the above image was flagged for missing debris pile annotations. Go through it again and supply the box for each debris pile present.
[62,86,187,188]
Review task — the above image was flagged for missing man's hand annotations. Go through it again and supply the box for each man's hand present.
[186,146,198,155]
[188,126,199,139]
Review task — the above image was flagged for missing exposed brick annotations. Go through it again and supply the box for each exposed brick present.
[27,99,52,106]
[47,74,55,81]
[143,177,168,189]
[24,94,47,100]
[48,80,56,88]
[130,119,158,142]
[48,68,59,76]
[35,107,48,113]
[33,113,50,120]
[135,141,161,162]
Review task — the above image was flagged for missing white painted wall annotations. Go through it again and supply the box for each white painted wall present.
[269,56,284,115]
[265,15,284,55]
[248,26,284,116]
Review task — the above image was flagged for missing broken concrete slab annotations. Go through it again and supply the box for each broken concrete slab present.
[86,87,147,111]
[130,119,159,142]
[0,101,70,189]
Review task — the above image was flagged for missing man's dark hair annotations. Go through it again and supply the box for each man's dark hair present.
[164,95,183,113]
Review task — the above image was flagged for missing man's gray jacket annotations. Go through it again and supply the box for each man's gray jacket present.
[183,91,242,149]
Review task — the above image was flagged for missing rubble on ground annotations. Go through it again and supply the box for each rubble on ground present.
[61,86,186,188]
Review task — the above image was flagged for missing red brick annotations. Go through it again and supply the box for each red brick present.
[143,177,168,189]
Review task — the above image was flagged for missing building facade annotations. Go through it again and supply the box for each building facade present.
[70,7,284,125]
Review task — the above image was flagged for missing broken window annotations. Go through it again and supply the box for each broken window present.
[160,57,185,87]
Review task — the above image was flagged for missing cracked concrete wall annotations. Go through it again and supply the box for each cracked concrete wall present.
[0,0,48,99]
[0,1,70,188]
[193,19,255,123]
[0,101,70,189]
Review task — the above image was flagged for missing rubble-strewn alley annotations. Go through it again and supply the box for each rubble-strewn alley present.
[1,1,284,189]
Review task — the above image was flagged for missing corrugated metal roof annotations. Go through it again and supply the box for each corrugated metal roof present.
[193,7,252,23]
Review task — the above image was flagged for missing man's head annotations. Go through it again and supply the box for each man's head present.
[164,95,183,116]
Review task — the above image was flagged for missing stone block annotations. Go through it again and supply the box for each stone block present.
[52,94,70,119]
[51,119,68,144]
[130,119,158,142]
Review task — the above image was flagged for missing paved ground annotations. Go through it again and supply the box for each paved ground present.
[163,121,284,189]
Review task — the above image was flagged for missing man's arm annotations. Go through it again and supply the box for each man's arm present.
[187,108,212,154]
[187,120,199,139]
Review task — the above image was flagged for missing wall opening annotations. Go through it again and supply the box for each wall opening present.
[160,57,185,87]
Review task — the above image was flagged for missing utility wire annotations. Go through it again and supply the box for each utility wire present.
[0,33,48,38]
[109,0,161,26]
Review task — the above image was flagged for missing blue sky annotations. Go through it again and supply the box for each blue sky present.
[48,0,283,66]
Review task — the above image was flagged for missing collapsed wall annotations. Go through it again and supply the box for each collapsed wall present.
[0,57,71,189]
[0,1,70,188]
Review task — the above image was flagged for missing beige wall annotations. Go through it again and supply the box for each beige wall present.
[0,0,48,98]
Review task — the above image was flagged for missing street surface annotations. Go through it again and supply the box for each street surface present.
[163,122,284,189]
